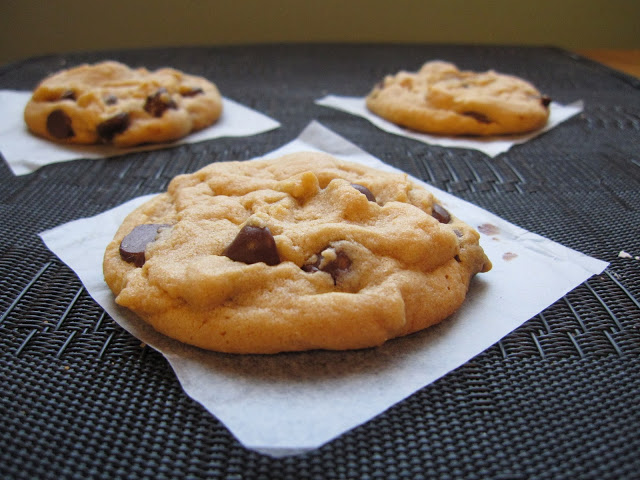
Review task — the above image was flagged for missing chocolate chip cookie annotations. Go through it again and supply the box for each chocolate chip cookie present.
[103,152,491,354]
[366,60,551,136]
[24,61,222,147]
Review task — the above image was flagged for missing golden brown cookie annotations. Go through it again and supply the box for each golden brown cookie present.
[366,60,551,136]
[103,152,491,354]
[24,61,222,147]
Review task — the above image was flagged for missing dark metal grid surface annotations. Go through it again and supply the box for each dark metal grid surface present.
[1,44,639,480]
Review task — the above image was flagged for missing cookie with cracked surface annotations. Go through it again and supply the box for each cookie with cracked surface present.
[24,61,222,147]
[366,60,551,136]
[103,152,491,354]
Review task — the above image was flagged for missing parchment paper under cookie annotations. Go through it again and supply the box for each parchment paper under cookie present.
[39,121,607,457]
[315,95,583,157]
[0,90,280,175]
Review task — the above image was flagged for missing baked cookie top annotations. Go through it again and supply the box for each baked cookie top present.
[366,60,551,136]
[24,61,222,147]
[103,152,491,354]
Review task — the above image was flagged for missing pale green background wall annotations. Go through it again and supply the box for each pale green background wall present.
[1,0,639,66]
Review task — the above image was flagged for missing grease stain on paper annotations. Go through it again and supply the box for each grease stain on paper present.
[478,223,500,236]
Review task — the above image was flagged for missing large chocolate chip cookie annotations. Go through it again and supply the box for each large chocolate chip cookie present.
[103,152,491,353]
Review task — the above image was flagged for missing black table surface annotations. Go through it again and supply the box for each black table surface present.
[1,44,639,480]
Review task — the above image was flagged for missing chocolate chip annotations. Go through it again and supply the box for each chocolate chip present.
[60,90,76,101]
[46,109,74,139]
[97,112,130,142]
[119,224,171,267]
[431,204,451,224]
[104,94,118,105]
[223,225,280,266]
[302,249,352,285]
[180,87,204,97]
[462,111,492,124]
[302,253,322,273]
[144,87,177,117]
[351,183,376,202]
[301,263,319,273]
[322,251,351,284]
[540,95,552,108]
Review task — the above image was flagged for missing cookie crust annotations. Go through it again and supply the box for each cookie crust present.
[366,61,551,136]
[103,152,491,354]
[24,61,222,147]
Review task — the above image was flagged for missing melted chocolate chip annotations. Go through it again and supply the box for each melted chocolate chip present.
[180,87,204,97]
[46,109,74,139]
[104,94,118,105]
[119,224,171,267]
[302,249,352,285]
[462,111,492,124]
[351,183,376,202]
[97,112,130,142]
[540,95,552,108]
[223,225,280,266]
[431,204,451,224]
[301,263,319,273]
[60,90,76,101]
[322,251,352,284]
[144,87,177,117]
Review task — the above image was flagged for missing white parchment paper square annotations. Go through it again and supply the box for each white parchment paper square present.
[316,95,583,157]
[39,121,607,457]
[0,90,280,175]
